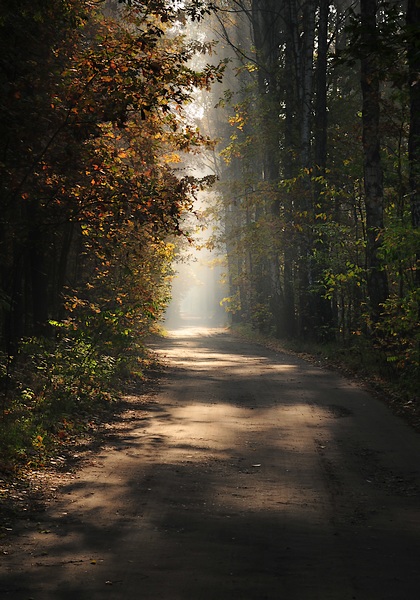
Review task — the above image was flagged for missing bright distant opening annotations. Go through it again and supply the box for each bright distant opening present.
[164,187,228,329]
[164,243,228,329]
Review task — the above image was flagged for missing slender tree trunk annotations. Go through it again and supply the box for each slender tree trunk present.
[360,0,388,322]
[300,0,316,173]
[251,0,286,335]
[280,2,297,338]
[312,0,334,339]
[55,221,75,319]
[281,0,300,338]
[27,200,50,336]
[406,0,420,288]
[297,0,316,338]
[314,0,328,178]
[6,248,25,354]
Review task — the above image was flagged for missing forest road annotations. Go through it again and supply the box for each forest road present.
[1,326,420,600]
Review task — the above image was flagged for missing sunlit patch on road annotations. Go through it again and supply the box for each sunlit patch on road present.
[2,329,420,600]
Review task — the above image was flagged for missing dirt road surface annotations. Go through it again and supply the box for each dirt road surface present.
[1,326,420,599]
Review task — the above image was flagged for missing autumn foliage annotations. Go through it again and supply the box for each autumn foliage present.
[0,0,222,465]
[0,1,221,342]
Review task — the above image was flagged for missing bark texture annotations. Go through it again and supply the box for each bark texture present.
[360,0,388,321]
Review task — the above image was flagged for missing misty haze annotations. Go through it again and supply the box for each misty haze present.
[1,2,419,600]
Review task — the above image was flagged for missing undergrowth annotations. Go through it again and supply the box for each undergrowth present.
[0,326,153,473]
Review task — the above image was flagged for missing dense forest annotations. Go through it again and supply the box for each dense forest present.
[0,0,419,467]
[204,0,419,391]
[0,0,223,465]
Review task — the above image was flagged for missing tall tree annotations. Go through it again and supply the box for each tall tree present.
[0,0,223,352]
[407,0,420,284]
[360,0,389,321]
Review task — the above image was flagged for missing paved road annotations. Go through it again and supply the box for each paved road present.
[1,326,420,599]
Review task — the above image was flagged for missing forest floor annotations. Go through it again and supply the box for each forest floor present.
[1,324,420,599]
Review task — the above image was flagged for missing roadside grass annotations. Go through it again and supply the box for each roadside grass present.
[0,335,156,474]
[0,333,162,534]
[230,323,420,433]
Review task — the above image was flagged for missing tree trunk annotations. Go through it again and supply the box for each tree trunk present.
[360,0,388,322]
[406,0,420,287]
[27,200,50,336]
[300,0,316,173]
[251,0,286,335]
[314,0,328,178]
[296,0,316,338]
[312,0,334,339]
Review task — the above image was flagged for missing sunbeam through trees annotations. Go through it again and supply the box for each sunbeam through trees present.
[0,0,419,469]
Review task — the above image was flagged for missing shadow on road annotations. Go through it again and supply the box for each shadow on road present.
[2,326,420,599]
